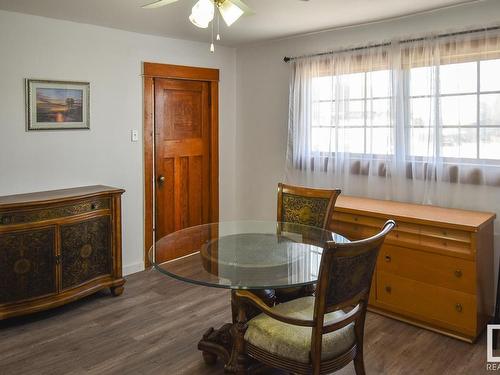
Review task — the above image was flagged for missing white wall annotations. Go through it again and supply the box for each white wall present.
[0,10,237,275]
[235,0,500,220]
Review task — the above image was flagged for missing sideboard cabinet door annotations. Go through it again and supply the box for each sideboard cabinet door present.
[60,216,112,290]
[0,228,57,304]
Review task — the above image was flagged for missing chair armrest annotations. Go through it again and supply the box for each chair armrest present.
[235,290,315,327]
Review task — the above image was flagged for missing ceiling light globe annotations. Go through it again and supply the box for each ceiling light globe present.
[189,0,215,29]
[218,0,244,27]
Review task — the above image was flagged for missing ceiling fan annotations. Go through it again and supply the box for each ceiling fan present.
[142,0,254,52]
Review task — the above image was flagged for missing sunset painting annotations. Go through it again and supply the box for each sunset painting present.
[26,79,90,130]
[36,88,83,123]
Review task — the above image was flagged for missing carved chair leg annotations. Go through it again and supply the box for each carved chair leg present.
[353,350,366,375]
[353,303,367,375]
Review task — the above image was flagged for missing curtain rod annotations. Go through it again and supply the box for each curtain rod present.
[283,26,500,63]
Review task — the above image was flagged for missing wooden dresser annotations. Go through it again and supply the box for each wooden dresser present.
[0,185,125,319]
[330,195,496,343]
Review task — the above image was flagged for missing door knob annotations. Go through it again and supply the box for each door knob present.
[158,175,165,185]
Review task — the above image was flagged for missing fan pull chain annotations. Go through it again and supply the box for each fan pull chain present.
[216,10,221,41]
[210,0,215,52]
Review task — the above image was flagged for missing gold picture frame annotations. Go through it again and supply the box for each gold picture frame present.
[25,79,90,130]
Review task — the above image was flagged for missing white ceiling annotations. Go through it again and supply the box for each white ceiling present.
[0,0,481,46]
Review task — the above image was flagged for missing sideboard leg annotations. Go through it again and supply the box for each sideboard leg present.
[110,285,124,297]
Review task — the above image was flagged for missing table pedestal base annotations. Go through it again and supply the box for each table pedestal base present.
[198,324,263,374]
[198,324,233,365]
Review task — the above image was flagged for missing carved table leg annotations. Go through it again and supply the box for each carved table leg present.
[198,291,263,374]
[202,351,218,365]
[198,324,233,366]
[225,291,249,374]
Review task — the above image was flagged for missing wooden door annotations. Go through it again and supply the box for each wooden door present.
[154,78,211,262]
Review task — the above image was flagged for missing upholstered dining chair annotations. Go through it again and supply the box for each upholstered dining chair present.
[275,183,341,303]
[231,183,342,322]
[234,220,395,375]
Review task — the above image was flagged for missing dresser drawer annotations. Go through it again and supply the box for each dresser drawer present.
[332,221,375,240]
[420,226,471,243]
[378,245,475,294]
[0,198,110,225]
[377,271,476,332]
[334,212,386,228]
[420,235,472,256]
[386,230,420,245]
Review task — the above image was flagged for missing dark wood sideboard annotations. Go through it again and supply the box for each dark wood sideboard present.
[0,185,125,319]
[330,195,496,343]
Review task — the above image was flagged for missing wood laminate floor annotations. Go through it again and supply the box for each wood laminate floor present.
[0,270,491,375]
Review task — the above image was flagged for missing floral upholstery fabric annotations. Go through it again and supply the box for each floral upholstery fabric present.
[244,297,356,364]
[281,193,331,228]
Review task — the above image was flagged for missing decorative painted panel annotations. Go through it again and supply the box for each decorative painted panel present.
[281,193,330,228]
[0,198,110,225]
[0,228,56,303]
[60,216,112,290]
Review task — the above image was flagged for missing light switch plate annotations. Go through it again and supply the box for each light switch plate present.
[131,130,139,142]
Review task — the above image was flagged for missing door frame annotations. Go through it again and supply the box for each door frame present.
[143,62,219,268]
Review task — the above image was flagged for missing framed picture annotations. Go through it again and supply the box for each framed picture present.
[25,79,90,130]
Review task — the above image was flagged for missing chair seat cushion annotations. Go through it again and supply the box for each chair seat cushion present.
[274,285,314,303]
[244,297,356,364]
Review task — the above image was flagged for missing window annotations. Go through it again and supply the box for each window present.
[309,57,500,161]
[409,59,500,160]
[311,70,392,155]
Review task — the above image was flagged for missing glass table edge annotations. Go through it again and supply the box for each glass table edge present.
[152,251,320,291]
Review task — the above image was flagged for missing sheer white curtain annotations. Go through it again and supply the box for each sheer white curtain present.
[287,45,394,193]
[286,29,500,219]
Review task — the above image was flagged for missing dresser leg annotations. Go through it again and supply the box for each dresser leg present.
[110,285,124,296]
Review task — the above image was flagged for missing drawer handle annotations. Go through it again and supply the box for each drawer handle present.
[90,203,98,210]
[385,286,392,294]
[384,255,391,263]
[454,270,463,278]
[455,303,463,313]
[354,217,358,222]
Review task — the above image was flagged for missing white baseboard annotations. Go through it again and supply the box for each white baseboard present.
[122,261,145,276]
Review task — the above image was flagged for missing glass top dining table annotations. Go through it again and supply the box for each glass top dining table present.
[150,220,350,290]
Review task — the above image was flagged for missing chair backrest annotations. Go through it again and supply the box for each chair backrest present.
[309,220,395,369]
[277,183,341,229]
[316,220,395,313]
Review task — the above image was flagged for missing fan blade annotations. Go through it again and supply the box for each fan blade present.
[141,0,179,9]
[226,0,255,15]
